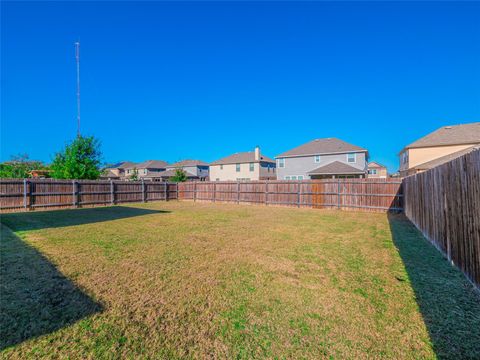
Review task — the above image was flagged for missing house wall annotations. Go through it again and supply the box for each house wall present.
[210,163,261,181]
[165,165,209,178]
[276,152,367,180]
[367,167,387,178]
[399,144,477,175]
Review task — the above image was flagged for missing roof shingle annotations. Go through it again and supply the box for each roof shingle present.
[167,159,209,168]
[405,122,480,149]
[277,138,367,158]
[211,152,275,166]
[308,161,366,175]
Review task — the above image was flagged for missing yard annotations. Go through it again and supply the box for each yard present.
[1,202,479,359]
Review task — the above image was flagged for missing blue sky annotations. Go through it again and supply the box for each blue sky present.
[2,1,479,172]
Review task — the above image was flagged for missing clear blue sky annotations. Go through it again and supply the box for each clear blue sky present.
[2,1,479,172]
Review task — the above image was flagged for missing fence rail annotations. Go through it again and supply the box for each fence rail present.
[0,179,178,212]
[178,178,403,211]
[403,149,480,288]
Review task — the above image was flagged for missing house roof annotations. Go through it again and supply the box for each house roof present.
[276,138,367,158]
[307,161,366,175]
[167,159,209,168]
[125,160,168,169]
[404,122,480,150]
[100,170,120,178]
[211,152,275,165]
[156,169,198,178]
[368,161,387,169]
[106,161,136,170]
[412,146,479,171]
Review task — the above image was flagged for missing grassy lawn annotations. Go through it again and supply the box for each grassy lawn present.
[1,202,479,359]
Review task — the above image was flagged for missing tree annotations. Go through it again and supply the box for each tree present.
[50,136,102,179]
[0,154,47,178]
[170,168,188,182]
[130,168,139,181]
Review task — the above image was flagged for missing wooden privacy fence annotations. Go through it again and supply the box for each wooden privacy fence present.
[177,178,403,212]
[0,179,178,212]
[403,149,480,288]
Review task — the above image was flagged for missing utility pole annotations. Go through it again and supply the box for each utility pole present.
[75,41,81,137]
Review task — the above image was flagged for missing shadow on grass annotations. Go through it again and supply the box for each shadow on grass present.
[388,214,480,359]
[0,206,169,232]
[0,225,103,350]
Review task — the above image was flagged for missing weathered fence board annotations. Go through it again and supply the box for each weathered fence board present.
[177,178,403,212]
[403,149,480,288]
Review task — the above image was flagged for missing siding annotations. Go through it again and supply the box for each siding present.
[276,152,367,180]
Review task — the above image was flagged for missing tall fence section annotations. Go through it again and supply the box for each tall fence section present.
[0,178,402,213]
[403,149,480,288]
[0,179,178,212]
[177,179,403,211]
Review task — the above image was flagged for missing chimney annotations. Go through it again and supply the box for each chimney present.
[254,146,260,161]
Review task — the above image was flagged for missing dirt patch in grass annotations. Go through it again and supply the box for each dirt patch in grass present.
[1,202,479,359]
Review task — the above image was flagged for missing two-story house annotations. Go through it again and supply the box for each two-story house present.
[158,160,210,181]
[101,161,136,180]
[367,162,388,178]
[124,160,168,181]
[210,146,276,181]
[275,138,368,180]
[399,122,480,177]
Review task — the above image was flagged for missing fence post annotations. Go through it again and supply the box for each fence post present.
[298,180,301,208]
[337,179,341,209]
[213,182,216,202]
[23,179,28,210]
[110,180,115,205]
[237,181,240,204]
[72,180,78,208]
[176,182,179,200]
[265,180,268,206]
[194,181,197,202]
[141,179,145,203]
[164,182,168,201]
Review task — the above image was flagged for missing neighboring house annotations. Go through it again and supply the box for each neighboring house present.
[367,162,388,178]
[275,138,368,180]
[124,160,168,181]
[101,161,136,180]
[210,146,276,181]
[399,122,480,177]
[158,160,210,181]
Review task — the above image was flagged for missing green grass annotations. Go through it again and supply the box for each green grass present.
[1,202,479,359]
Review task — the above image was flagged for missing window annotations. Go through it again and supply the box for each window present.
[298,176,304,180]
[249,162,254,172]
[314,155,321,163]
[368,169,377,175]
[285,176,291,180]
[220,164,223,170]
[216,178,220,181]
[291,176,297,180]
[278,158,285,168]
[347,153,356,163]
[144,169,147,175]
[236,163,241,172]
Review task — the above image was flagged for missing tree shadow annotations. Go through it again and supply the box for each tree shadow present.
[0,206,169,232]
[388,213,480,359]
[0,225,103,350]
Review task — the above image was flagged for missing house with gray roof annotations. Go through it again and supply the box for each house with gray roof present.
[157,160,210,181]
[124,160,168,181]
[399,122,480,176]
[101,161,136,180]
[210,146,276,181]
[275,138,368,180]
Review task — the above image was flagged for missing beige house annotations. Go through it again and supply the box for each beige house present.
[210,147,276,181]
[101,161,136,180]
[399,122,480,177]
[367,162,387,178]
